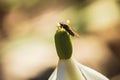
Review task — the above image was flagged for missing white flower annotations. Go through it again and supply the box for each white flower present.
[49,58,109,80]
[50,23,110,80]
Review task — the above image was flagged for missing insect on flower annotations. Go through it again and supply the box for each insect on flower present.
[59,22,80,38]
[48,22,109,80]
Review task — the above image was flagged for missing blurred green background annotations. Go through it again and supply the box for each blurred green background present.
[0,0,120,80]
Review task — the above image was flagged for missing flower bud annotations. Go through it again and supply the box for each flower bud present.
[55,29,72,59]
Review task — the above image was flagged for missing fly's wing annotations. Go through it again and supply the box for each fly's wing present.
[69,26,80,38]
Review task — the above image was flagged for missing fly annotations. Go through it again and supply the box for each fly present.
[59,22,80,38]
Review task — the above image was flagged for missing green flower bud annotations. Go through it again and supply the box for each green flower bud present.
[55,29,72,59]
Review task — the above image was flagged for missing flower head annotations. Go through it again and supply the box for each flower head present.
[49,22,109,80]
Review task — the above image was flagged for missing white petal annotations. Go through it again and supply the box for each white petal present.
[48,61,67,80]
[56,59,85,80]
[48,68,57,80]
[57,60,66,80]
[75,60,109,80]
[49,58,109,80]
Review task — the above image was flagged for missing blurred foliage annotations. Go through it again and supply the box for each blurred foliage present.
[0,0,94,12]
[0,0,120,79]
[0,0,119,39]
